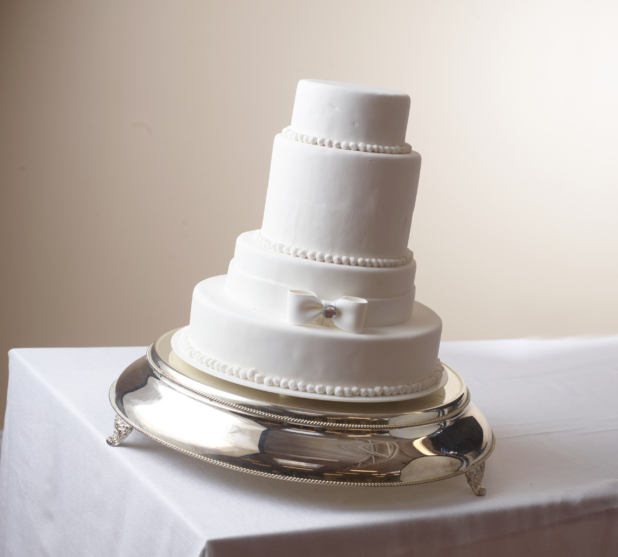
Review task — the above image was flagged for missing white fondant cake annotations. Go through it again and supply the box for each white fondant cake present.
[173,79,444,402]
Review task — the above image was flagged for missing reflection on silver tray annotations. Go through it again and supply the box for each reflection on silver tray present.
[107,329,494,494]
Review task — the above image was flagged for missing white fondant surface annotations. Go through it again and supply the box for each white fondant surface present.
[172,327,448,403]
[225,231,416,327]
[261,135,421,260]
[188,275,442,395]
[291,79,410,147]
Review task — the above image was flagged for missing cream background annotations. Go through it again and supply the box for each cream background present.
[1,0,617,427]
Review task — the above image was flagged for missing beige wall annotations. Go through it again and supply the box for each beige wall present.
[1,0,617,427]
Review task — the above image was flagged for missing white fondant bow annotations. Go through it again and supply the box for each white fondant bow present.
[287,290,368,334]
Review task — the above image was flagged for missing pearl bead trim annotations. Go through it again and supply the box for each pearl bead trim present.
[255,231,414,268]
[282,126,412,155]
[177,328,443,398]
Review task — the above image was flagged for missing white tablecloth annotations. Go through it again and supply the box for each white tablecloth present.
[1,338,617,557]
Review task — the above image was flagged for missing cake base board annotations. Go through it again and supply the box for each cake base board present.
[107,329,494,494]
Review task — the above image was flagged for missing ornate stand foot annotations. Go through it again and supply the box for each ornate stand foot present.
[107,415,134,446]
[465,462,486,496]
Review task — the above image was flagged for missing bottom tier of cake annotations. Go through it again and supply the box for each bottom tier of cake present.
[175,275,444,401]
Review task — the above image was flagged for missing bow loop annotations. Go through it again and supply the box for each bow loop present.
[287,290,368,334]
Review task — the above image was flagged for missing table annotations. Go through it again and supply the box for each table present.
[1,338,617,557]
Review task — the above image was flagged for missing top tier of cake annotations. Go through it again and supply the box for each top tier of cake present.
[291,79,411,147]
[261,80,421,261]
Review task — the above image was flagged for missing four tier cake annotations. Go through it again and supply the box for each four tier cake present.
[172,79,445,402]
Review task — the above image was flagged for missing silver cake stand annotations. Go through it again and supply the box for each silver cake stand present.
[107,329,494,495]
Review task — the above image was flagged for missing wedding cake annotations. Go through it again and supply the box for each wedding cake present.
[172,79,444,402]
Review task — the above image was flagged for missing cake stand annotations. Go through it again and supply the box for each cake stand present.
[107,329,494,495]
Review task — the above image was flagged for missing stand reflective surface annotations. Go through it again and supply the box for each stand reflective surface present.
[107,329,494,494]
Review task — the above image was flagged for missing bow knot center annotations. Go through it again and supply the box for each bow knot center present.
[322,305,337,319]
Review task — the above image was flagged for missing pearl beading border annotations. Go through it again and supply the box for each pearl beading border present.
[255,231,414,268]
[178,328,443,398]
[282,126,412,155]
